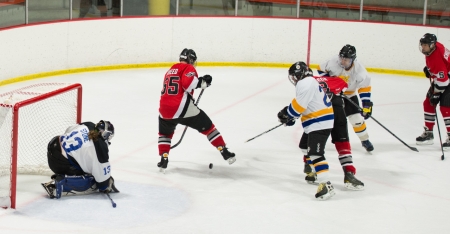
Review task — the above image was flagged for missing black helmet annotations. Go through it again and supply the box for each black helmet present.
[179,48,197,65]
[420,33,437,45]
[95,120,115,142]
[288,61,313,85]
[419,33,437,56]
[339,44,357,60]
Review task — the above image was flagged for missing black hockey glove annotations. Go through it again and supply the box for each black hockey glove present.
[197,75,212,89]
[361,101,373,120]
[278,106,296,126]
[423,66,431,79]
[100,177,119,193]
[430,93,441,106]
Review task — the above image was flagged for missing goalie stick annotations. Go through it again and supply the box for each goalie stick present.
[171,89,205,149]
[342,95,419,152]
[105,193,117,208]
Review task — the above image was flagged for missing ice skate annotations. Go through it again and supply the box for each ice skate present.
[218,146,236,165]
[361,139,374,152]
[41,181,56,199]
[305,172,317,184]
[343,172,364,190]
[158,154,169,173]
[315,181,336,200]
[416,127,434,145]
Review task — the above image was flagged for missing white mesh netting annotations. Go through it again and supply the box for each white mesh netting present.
[0,83,81,208]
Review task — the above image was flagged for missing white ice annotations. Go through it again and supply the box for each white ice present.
[0,67,448,234]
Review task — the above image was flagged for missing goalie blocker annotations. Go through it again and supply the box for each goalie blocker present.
[41,174,119,199]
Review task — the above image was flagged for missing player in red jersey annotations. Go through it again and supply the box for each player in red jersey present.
[295,62,364,190]
[417,33,450,149]
[157,48,236,172]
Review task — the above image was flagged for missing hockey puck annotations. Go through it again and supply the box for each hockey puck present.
[209,163,213,169]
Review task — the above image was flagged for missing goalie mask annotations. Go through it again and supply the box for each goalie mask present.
[96,120,115,142]
[419,33,437,56]
[339,44,356,70]
[179,48,197,67]
[288,61,313,85]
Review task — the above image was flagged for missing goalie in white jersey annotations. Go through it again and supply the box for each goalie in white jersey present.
[318,44,374,152]
[41,120,118,199]
[277,61,336,200]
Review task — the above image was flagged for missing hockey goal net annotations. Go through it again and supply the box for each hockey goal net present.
[0,83,82,209]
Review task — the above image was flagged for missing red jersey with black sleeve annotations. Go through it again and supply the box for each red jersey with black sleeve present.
[159,62,200,119]
[426,42,450,93]
[312,76,348,95]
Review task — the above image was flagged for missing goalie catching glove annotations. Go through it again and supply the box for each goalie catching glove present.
[278,106,296,126]
[361,101,373,120]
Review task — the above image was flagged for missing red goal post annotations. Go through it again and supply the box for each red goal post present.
[0,83,82,209]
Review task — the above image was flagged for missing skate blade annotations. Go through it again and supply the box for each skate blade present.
[416,140,434,145]
[159,168,166,173]
[306,180,318,185]
[227,157,236,165]
[443,146,450,151]
[344,183,365,191]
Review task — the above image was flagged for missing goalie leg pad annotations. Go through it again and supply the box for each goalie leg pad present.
[55,174,97,199]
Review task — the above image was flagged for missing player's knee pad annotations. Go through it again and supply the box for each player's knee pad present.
[54,174,97,199]
[348,113,364,127]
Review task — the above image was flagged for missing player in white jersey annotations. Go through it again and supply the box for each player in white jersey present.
[277,61,336,200]
[41,120,118,199]
[318,44,374,152]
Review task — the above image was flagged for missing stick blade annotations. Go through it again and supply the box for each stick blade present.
[410,147,419,152]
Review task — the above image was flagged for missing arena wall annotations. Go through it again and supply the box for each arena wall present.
[1,17,449,83]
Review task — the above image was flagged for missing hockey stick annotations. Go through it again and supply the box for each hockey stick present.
[245,123,284,143]
[428,78,445,160]
[105,193,117,208]
[435,106,445,160]
[171,89,205,149]
[342,95,419,152]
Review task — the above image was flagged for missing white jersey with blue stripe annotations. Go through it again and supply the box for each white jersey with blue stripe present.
[318,54,372,102]
[286,76,334,133]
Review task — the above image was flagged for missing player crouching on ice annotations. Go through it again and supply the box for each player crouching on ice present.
[42,120,119,199]
[277,61,336,200]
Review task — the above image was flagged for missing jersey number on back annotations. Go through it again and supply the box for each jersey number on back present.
[319,86,332,107]
[161,76,180,95]
[61,131,83,153]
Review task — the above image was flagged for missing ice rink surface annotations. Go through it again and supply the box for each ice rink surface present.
[0,67,449,234]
